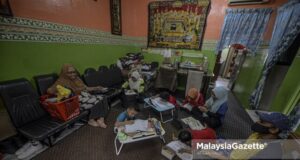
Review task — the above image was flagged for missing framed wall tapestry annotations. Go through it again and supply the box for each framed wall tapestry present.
[0,0,13,17]
[148,0,210,49]
[110,0,122,35]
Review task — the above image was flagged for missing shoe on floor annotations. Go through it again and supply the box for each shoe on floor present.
[88,119,99,127]
[17,142,43,159]
[15,141,31,156]
[3,154,17,160]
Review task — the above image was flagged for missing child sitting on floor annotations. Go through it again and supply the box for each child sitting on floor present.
[121,71,145,107]
[181,88,205,111]
[114,106,140,127]
[122,71,144,94]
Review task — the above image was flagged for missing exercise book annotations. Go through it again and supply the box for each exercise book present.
[125,119,148,133]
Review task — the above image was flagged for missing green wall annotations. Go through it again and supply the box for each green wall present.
[0,42,216,110]
[0,41,140,82]
[0,41,141,110]
[232,50,267,109]
[271,55,300,114]
[0,42,216,83]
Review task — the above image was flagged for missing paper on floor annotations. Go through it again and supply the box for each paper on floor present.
[166,140,192,160]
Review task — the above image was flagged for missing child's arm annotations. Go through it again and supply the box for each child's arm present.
[182,96,190,107]
[122,81,129,89]
[114,120,134,127]
[137,79,144,93]
[198,106,209,112]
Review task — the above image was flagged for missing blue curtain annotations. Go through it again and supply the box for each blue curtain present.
[216,8,272,53]
[250,0,300,109]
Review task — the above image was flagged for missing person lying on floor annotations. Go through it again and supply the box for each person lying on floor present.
[191,86,228,129]
[47,64,108,128]
[175,120,217,154]
[202,112,290,160]
[181,88,205,111]
[114,105,140,127]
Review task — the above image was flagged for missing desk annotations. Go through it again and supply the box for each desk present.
[144,97,175,123]
[114,118,165,155]
[155,65,213,99]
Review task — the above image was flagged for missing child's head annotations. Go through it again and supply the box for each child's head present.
[126,106,140,117]
[187,88,198,102]
[159,91,170,101]
[178,130,192,146]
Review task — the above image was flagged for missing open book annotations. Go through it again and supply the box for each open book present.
[166,141,193,160]
[181,117,205,130]
[150,97,175,109]
[124,119,149,133]
[182,103,193,111]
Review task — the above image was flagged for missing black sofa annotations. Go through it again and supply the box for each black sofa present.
[0,78,88,146]
[82,66,123,103]
[33,73,58,96]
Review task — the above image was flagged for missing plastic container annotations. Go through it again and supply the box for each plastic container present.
[42,96,80,122]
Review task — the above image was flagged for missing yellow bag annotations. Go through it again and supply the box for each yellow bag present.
[56,85,71,101]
